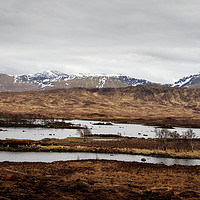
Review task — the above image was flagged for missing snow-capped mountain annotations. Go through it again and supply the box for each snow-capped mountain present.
[118,76,155,86]
[1,70,200,92]
[14,71,77,88]
[172,73,200,88]
[0,70,159,92]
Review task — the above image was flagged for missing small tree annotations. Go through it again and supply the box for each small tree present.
[182,129,196,152]
[168,131,181,152]
[77,126,92,141]
[155,128,170,150]
[155,128,196,152]
[83,126,92,137]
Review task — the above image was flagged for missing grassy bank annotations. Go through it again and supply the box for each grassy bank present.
[1,137,200,159]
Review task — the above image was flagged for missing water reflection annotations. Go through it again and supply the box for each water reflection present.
[0,151,199,166]
[1,120,200,140]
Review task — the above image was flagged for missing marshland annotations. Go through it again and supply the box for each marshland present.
[0,86,200,199]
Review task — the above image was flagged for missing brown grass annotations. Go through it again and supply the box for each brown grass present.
[0,160,199,199]
[0,85,200,127]
[1,137,200,159]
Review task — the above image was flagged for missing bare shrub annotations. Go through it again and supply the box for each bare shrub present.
[77,126,92,141]
[155,128,170,150]
[182,129,196,152]
[168,131,181,152]
[155,128,196,152]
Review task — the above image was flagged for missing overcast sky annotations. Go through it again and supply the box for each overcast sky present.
[1,0,200,83]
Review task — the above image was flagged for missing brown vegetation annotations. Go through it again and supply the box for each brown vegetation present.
[1,137,200,159]
[0,85,200,127]
[0,160,199,199]
[0,118,86,129]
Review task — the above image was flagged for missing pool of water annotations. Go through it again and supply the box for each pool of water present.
[0,151,199,166]
[0,119,200,140]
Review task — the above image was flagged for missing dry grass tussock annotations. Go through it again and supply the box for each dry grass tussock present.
[0,160,199,199]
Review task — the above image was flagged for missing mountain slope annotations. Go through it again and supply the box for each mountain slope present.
[173,73,200,88]
[0,71,159,92]
[0,73,38,92]
[1,70,200,92]
[0,85,200,127]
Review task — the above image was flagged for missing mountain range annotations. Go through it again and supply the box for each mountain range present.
[0,70,200,92]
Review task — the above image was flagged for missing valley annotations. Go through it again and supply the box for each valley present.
[1,84,200,199]
[1,0,200,198]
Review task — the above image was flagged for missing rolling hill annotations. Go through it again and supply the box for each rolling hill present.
[0,85,200,127]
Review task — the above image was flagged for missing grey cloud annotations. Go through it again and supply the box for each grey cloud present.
[1,0,200,83]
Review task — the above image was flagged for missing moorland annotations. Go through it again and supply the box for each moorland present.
[1,85,200,199]
[0,85,200,128]
[1,137,200,159]
[0,160,199,199]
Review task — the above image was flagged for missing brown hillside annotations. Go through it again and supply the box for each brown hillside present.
[187,77,200,88]
[0,85,200,127]
[50,77,127,90]
[0,73,38,92]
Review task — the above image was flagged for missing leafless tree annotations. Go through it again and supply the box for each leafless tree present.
[182,129,196,152]
[168,131,181,152]
[155,128,170,150]
[155,128,196,152]
[77,126,92,141]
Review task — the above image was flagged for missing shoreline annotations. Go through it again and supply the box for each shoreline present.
[1,137,200,159]
[1,116,200,129]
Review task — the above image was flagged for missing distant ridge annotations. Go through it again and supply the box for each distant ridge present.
[172,73,200,88]
[0,70,200,92]
[0,71,158,92]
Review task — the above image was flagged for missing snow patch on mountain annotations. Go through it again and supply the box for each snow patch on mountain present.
[10,70,162,90]
[97,77,107,88]
[15,71,74,88]
[118,76,156,86]
[74,73,122,78]
[172,73,200,87]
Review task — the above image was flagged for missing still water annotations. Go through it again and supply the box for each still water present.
[0,119,200,140]
[0,151,199,166]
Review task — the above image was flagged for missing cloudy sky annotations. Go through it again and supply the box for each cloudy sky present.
[0,0,200,83]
